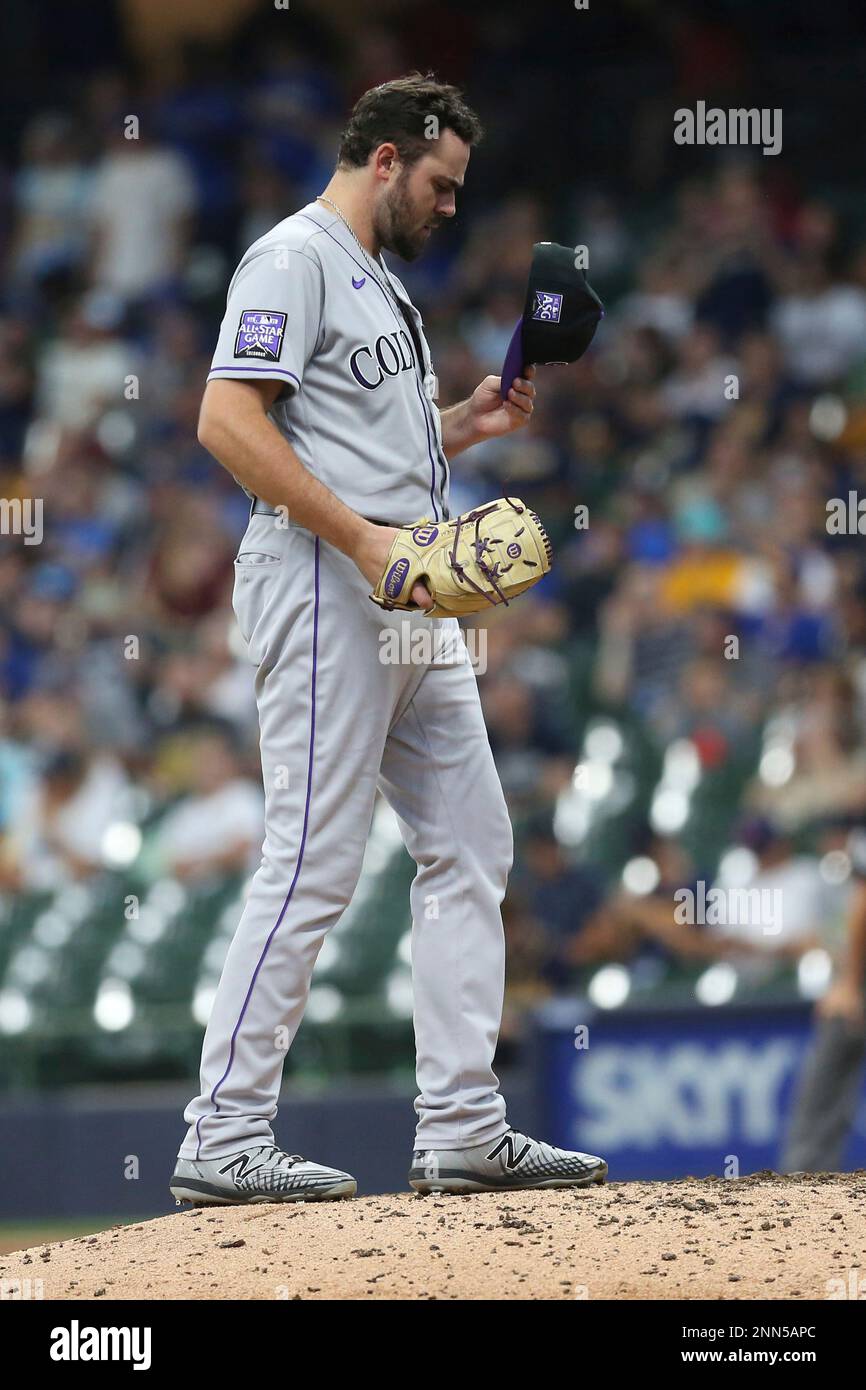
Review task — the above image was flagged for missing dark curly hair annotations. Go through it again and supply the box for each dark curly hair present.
[337,72,483,170]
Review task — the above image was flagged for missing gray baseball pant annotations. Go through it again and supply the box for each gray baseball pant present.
[179,515,511,1160]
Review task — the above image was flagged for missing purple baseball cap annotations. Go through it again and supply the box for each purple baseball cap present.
[501,242,605,399]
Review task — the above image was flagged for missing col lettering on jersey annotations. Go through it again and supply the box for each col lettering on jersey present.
[207,202,449,525]
[350,329,417,390]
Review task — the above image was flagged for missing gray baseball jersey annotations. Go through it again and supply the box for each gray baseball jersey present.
[180,202,512,1166]
[207,201,449,523]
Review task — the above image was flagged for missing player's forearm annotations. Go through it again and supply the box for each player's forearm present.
[439,398,483,457]
[199,395,367,559]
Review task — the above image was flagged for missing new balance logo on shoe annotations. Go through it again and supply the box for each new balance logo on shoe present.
[217,1153,265,1183]
[486,1134,531,1168]
[170,1145,357,1205]
[407,1131,606,1194]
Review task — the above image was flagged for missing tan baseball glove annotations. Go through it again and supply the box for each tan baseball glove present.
[369,496,552,619]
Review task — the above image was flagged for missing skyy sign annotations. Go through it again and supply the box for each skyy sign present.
[535,1001,866,1179]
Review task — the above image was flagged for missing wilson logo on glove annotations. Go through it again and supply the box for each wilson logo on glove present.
[384,558,410,600]
[370,497,552,620]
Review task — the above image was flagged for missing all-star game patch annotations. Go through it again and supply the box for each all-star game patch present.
[235,310,287,361]
[532,290,563,323]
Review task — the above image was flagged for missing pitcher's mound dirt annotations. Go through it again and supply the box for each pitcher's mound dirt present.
[4,1172,865,1300]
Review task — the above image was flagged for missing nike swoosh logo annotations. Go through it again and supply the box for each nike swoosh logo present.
[352,276,366,289]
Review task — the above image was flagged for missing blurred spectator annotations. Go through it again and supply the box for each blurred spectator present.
[150,728,263,882]
[772,257,866,387]
[618,253,694,342]
[704,818,842,970]
[748,668,866,832]
[13,747,131,890]
[605,823,843,975]
[511,817,608,990]
[238,160,297,252]
[88,125,197,300]
[482,672,574,809]
[594,565,692,719]
[660,322,737,425]
[36,291,135,431]
[9,114,93,288]
[142,496,234,626]
[0,314,35,462]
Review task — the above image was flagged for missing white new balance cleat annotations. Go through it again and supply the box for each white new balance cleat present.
[409,1128,607,1194]
[170,1144,357,1205]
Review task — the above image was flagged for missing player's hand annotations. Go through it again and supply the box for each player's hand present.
[468,367,536,439]
[354,522,434,610]
[816,977,865,1027]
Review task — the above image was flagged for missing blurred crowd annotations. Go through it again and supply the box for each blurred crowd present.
[2,11,866,1039]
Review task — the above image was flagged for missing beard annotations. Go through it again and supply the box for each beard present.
[374,168,435,261]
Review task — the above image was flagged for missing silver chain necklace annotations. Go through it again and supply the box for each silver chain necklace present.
[316,195,399,304]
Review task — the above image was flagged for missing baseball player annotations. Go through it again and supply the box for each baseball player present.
[170,74,607,1203]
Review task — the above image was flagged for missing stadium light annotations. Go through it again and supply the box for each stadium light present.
[93,980,135,1031]
[588,964,631,1009]
[695,963,738,1007]
[622,857,660,895]
[0,989,33,1035]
